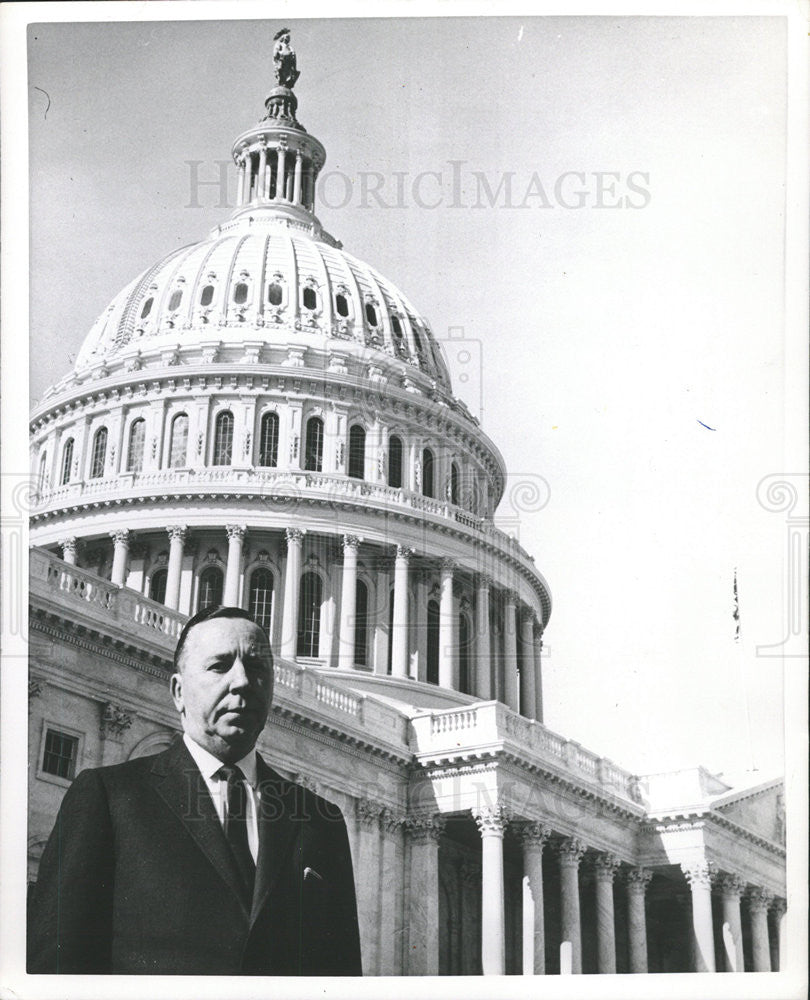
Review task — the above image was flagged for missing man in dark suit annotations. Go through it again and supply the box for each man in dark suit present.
[28,606,362,975]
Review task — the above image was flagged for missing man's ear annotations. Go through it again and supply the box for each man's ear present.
[170,673,184,714]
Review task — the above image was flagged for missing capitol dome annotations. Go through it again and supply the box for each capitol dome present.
[30,31,551,714]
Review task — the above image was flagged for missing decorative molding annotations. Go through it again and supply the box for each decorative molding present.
[625,867,653,892]
[28,679,44,700]
[342,534,361,552]
[514,820,551,849]
[100,701,134,740]
[681,860,716,889]
[405,814,445,844]
[226,524,247,542]
[167,524,188,544]
[355,797,385,830]
[593,853,622,881]
[717,873,746,898]
[285,527,305,546]
[472,803,510,836]
[109,528,131,546]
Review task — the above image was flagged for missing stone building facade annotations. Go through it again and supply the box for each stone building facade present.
[28,32,786,976]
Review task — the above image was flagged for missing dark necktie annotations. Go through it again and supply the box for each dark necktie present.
[217,764,256,895]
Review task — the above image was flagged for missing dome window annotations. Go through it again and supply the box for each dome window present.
[267,282,283,306]
[249,569,274,632]
[365,302,378,327]
[234,282,249,305]
[140,297,153,319]
[212,411,234,466]
[304,417,324,472]
[168,289,183,311]
[60,438,74,486]
[89,427,108,480]
[335,293,349,318]
[422,447,435,498]
[348,424,366,480]
[150,568,168,604]
[200,284,214,307]
[297,572,323,658]
[127,419,146,473]
[303,286,317,311]
[391,315,402,336]
[388,435,403,489]
[197,566,224,612]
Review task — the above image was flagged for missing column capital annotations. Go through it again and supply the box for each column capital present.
[558,836,587,867]
[503,588,519,607]
[342,533,362,552]
[109,528,131,546]
[681,860,716,889]
[474,571,492,590]
[717,873,746,899]
[59,536,78,553]
[167,524,188,543]
[770,897,787,918]
[285,526,306,546]
[473,803,510,836]
[593,853,622,881]
[514,820,551,848]
[440,557,456,574]
[355,797,385,830]
[226,524,247,542]
[747,887,774,913]
[405,814,445,844]
[626,866,653,892]
[100,701,134,740]
[379,807,406,834]
[519,605,536,625]
[395,543,414,562]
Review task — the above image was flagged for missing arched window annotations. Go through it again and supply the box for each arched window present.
[212,411,233,466]
[365,301,378,326]
[391,314,402,336]
[297,572,322,658]
[427,599,439,685]
[354,579,369,667]
[422,447,435,498]
[149,568,168,604]
[267,283,283,306]
[197,566,223,612]
[38,451,48,492]
[233,282,249,305]
[302,286,317,311]
[60,438,74,485]
[388,434,403,489]
[348,424,365,480]
[249,569,274,632]
[335,293,349,317]
[450,462,460,506]
[304,417,323,472]
[127,419,146,473]
[258,412,279,467]
[168,289,183,311]
[140,297,153,319]
[168,413,189,468]
[89,427,107,480]
[459,612,471,694]
[200,284,215,307]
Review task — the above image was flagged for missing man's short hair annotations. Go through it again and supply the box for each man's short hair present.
[173,606,272,672]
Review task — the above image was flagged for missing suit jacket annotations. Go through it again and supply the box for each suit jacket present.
[27,738,362,975]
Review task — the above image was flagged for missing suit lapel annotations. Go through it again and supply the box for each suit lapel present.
[250,756,299,925]
[148,738,252,914]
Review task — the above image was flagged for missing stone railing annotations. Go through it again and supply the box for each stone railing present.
[410,701,643,806]
[31,547,185,644]
[32,468,542,585]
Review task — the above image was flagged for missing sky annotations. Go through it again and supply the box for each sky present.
[24,13,796,779]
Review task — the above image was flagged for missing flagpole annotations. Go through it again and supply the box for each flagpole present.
[734,568,757,773]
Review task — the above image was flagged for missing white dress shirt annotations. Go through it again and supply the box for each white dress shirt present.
[183,733,260,863]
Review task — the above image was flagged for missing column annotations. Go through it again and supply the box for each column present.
[164,525,187,611]
[391,545,411,678]
[378,811,406,975]
[747,888,773,972]
[224,525,246,606]
[558,838,586,973]
[355,798,383,975]
[244,151,254,201]
[276,145,287,200]
[59,537,78,566]
[236,156,245,204]
[373,563,391,675]
[280,528,304,658]
[770,898,786,972]
[519,609,536,719]
[681,861,716,972]
[626,867,652,973]
[503,591,519,712]
[594,854,620,974]
[460,861,481,974]
[438,558,455,689]
[109,529,131,586]
[406,815,444,975]
[718,874,745,972]
[473,805,509,975]
[338,535,360,669]
[293,150,303,204]
[257,144,267,201]
[517,821,549,975]
[533,625,545,724]
[475,574,491,699]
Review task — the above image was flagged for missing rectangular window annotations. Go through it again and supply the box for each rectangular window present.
[41,729,79,781]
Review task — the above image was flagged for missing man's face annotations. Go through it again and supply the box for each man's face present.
[170,617,273,763]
